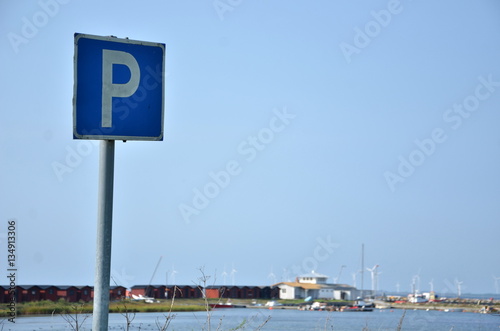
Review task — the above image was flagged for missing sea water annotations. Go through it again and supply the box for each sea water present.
[9,308,500,330]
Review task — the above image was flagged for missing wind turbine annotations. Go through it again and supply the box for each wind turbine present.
[366,265,379,296]
[429,279,434,292]
[282,268,290,282]
[268,266,277,285]
[352,272,357,288]
[455,279,463,298]
[493,276,500,294]
[230,264,237,286]
[333,265,346,284]
[412,271,421,293]
[170,265,178,285]
[396,282,400,293]
[221,265,228,285]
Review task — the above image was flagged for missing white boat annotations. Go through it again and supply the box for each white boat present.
[310,302,327,310]
[265,301,282,307]
[131,294,156,303]
[342,298,374,312]
[408,293,428,303]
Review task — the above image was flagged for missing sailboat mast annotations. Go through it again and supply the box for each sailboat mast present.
[361,243,364,298]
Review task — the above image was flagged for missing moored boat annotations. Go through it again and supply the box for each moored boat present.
[343,305,374,312]
[342,298,374,312]
[209,303,247,308]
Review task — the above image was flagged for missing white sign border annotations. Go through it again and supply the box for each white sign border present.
[73,33,165,141]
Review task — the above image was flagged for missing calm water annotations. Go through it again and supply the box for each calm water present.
[8,308,500,330]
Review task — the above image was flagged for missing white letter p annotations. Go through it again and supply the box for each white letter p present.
[102,49,140,127]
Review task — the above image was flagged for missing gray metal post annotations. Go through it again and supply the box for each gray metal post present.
[93,140,115,330]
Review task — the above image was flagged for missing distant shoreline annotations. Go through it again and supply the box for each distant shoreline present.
[3,298,499,317]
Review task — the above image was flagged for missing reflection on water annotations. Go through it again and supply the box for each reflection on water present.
[10,308,500,331]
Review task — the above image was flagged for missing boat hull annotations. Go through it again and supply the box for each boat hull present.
[209,304,247,309]
[343,307,374,312]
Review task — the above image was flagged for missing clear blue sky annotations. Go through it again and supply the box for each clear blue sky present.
[1,0,500,295]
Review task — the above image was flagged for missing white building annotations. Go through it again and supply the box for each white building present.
[275,271,360,300]
[297,271,328,284]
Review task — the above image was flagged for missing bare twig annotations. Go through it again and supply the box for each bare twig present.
[60,303,90,331]
[119,299,136,331]
[194,267,271,331]
[196,266,214,331]
[323,312,333,331]
[252,314,272,331]
[112,274,136,330]
[215,316,224,331]
[152,284,177,330]
[155,313,175,331]
[396,309,406,331]
[228,319,247,330]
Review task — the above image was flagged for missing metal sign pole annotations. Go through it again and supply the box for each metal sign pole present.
[92,140,115,330]
[74,33,164,329]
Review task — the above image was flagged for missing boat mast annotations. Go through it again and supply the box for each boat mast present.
[361,243,364,298]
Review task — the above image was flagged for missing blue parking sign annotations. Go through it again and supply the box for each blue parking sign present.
[73,33,165,141]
